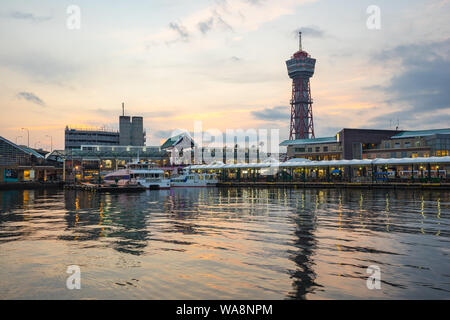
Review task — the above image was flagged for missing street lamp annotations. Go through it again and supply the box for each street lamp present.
[46,135,53,152]
[21,128,29,147]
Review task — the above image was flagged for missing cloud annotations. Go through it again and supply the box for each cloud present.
[16,92,46,106]
[147,0,314,46]
[251,106,290,121]
[293,26,325,38]
[368,39,450,127]
[197,18,214,35]
[7,11,52,23]
[0,52,81,84]
[153,129,175,139]
[168,22,190,42]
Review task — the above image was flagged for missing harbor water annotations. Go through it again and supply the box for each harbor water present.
[0,187,449,299]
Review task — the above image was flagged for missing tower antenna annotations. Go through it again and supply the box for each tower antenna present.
[122,102,125,116]
[299,31,302,51]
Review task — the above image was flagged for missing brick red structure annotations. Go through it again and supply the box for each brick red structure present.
[286,32,316,140]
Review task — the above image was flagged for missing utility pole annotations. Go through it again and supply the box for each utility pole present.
[46,135,53,152]
[21,128,29,147]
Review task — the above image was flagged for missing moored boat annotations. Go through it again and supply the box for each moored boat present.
[104,161,170,189]
[170,169,218,187]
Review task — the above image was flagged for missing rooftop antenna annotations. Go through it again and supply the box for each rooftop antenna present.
[122,102,125,116]
[299,31,302,51]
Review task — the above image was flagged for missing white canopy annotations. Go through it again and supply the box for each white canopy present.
[187,156,450,170]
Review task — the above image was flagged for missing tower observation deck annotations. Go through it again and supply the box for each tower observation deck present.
[286,32,316,140]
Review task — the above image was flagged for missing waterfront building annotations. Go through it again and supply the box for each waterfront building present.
[281,128,450,160]
[0,136,61,183]
[187,156,450,184]
[364,129,450,159]
[48,145,170,181]
[66,107,146,150]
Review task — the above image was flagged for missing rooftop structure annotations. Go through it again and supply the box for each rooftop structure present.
[119,103,146,146]
[391,128,450,139]
[160,133,195,150]
[280,136,337,147]
[65,126,120,150]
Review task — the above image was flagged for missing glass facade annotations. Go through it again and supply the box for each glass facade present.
[0,138,32,166]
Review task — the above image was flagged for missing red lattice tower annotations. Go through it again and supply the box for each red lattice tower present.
[286,32,316,140]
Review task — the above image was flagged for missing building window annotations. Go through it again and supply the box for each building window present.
[308,147,312,152]
[295,148,305,153]
[394,142,400,148]
[315,147,320,152]
[384,142,390,149]
[324,146,329,152]
[404,142,411,148]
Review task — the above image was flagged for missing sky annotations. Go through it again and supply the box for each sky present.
[0,0,449,150]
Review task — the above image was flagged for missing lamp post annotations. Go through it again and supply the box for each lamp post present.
[46,135,53,152]
[21,128,29,147]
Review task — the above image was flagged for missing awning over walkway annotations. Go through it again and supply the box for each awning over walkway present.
[186,156,450,170]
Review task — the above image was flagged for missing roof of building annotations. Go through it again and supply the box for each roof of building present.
[280,136,337,147]
[19,146,46,159]
[0,136,45,159]
[160,133,194,150]
[187,156,450,170]
[391,128,450,139]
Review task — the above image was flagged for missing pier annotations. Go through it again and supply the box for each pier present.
[64,183,146,193]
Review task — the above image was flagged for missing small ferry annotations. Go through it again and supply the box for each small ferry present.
[104,161,170,190]
[170,169,218,187]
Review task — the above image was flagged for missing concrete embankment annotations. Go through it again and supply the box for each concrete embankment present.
[0,182,64,191]
[217,182,450,190]
[64,184,146,193]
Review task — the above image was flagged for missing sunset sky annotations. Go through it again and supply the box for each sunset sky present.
[0,0,449,150]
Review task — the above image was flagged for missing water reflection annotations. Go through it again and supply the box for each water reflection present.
[0,187,449,299]
[288,190,321,299]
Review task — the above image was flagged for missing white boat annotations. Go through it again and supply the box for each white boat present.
[104,161,170,189]
[170,169,218,187]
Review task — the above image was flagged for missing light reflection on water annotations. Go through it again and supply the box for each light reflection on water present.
[0,188,449,299]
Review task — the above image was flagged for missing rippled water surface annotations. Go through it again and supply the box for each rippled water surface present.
[0,188,449,299]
